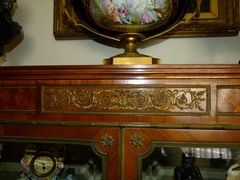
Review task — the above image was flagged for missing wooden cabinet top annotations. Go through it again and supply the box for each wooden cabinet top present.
[0,64,239,79]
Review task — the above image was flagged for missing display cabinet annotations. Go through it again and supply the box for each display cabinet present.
[0,64,240,180]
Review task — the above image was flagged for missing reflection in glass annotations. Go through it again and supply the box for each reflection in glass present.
[138,143,240,180]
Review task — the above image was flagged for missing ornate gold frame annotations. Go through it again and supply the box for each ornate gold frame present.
[54,0,239,40]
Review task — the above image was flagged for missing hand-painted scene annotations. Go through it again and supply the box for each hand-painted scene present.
[92,0,172,32]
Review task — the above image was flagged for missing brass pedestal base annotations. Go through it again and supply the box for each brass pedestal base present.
[102,34,161,65]
[103,56,161,65]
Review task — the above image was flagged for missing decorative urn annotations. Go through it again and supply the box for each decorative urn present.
[65,0,201,64]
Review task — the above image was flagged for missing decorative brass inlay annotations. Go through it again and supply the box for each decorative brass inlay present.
[3,119,240,130]
[100,134,114,148]
[43,86,209,115]
[130,134,144,148]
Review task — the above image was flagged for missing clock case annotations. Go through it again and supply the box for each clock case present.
[29,151,57,178]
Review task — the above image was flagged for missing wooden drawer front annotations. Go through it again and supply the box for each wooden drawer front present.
[0,86,36,112]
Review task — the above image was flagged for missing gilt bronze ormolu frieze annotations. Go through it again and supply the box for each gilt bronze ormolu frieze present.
[42,85,210,115]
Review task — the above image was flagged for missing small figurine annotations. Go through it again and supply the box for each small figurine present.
[174,152,203,180]
[17,170,29,180]
[226,154,240,180]
[64,168,77,180]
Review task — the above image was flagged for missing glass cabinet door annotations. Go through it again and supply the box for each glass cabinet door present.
[138,142,240,180]
[0,138,106,180]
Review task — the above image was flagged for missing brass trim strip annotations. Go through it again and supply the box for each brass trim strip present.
[217,85,240,89]
[120,128,124,180]
[218,112,240,116]
[0,86,36,88]
[1,119,240,130]
[0,110,36,113]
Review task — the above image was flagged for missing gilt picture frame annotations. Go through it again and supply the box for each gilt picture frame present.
[53,0,239,40]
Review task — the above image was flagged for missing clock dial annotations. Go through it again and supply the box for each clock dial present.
[30,153,56,177]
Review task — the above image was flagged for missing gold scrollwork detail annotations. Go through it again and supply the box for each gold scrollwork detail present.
[100,134,114,148]
[130,134,144,148]
[44,88,207,113]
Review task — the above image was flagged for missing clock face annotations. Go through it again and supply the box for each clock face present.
[30,153,56,177]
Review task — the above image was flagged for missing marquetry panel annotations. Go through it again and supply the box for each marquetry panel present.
[217,86,240,115]
[42,85,210,115]
[0,86,36,112]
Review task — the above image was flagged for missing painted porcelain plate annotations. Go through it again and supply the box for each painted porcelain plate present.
[90,0,174,32]
[70,0,199,41]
